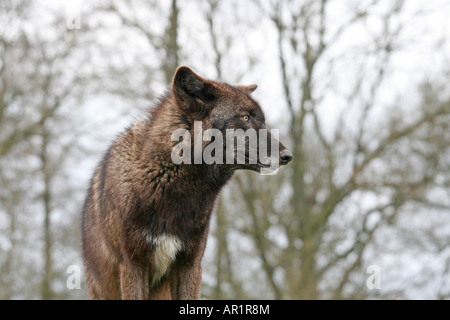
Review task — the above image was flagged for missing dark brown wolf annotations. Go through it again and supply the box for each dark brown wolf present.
[81,66,293,299]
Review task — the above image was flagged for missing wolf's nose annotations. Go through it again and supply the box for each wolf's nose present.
[280,149,293,165]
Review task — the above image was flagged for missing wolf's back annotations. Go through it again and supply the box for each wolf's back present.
[81,127,141,299]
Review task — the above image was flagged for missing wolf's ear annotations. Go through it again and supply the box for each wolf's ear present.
[172,66,217,109]
[235,84,257,94]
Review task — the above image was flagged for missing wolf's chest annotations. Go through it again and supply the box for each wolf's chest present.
[147,234,182,285]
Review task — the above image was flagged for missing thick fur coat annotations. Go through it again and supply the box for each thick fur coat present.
[81,66,292,299]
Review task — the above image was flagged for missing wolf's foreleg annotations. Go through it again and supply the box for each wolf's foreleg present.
[119,261,149,300]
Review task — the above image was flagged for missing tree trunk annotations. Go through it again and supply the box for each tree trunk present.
[163,0,179,84]
[40,130,53,300]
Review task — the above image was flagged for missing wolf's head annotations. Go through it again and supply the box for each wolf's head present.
[170,66,292,174]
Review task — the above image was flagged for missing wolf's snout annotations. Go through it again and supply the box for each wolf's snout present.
[279,149,293,165]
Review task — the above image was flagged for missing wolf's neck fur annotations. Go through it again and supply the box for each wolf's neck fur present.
[130,92,233,195]
[112,93,233,246]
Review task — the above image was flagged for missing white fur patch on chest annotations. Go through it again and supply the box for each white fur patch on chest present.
[147,234,182,286]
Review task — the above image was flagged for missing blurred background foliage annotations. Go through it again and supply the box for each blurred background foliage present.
[0,0,449,299]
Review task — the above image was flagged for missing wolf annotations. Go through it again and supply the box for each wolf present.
[81,66,293,299]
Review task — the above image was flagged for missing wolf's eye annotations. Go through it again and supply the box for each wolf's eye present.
[242,115,250,122]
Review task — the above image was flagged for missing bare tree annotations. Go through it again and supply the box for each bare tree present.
[216,0,450,299]
[103,0,179,86]
[0,1,93,299]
